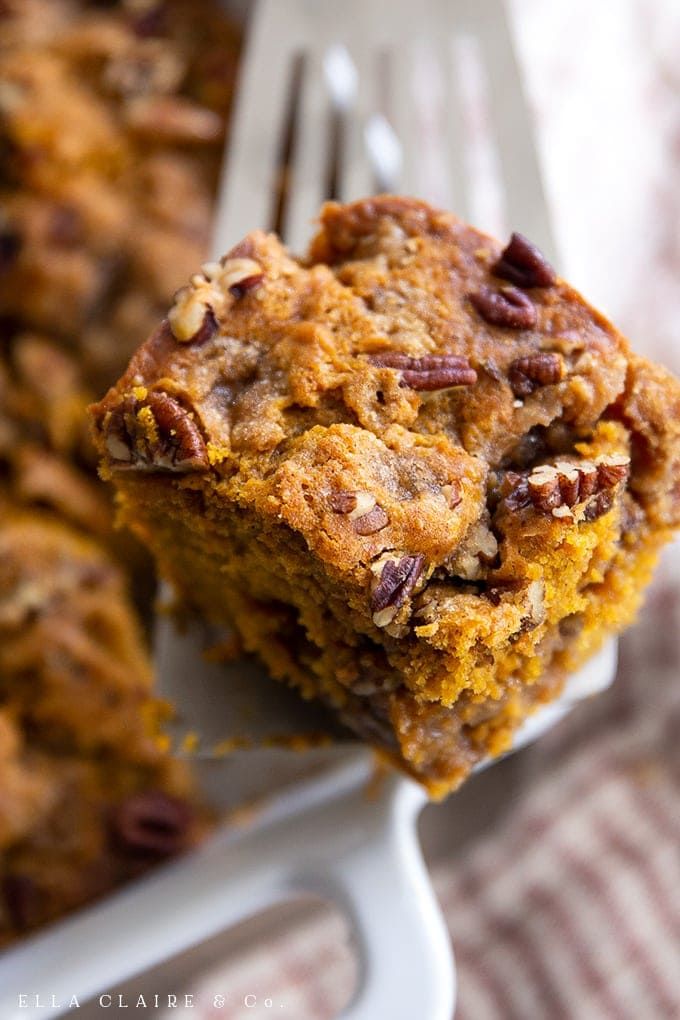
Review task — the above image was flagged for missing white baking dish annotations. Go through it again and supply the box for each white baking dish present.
[0,636,617,1020]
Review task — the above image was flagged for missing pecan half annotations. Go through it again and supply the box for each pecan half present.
[508,352,564,397]
[506,454,630,518]
[469,285,537,329]
[370,352,477,390]
[111,791,193,858]
[371,554,425,623]
[492,232,557,288]
[104,391,208,472]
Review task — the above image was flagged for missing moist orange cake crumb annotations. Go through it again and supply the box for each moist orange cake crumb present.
[92,197,680,798]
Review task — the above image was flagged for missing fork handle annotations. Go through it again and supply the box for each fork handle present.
[305,773,455,1020]
[0,769,454,1020]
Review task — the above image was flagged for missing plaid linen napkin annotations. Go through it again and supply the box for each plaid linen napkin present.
[173,1,680,1016]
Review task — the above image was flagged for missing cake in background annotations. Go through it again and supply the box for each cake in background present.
[0,0,240,942]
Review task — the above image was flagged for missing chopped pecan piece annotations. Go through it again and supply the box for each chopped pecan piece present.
[171,305,218,346]
[502,471,532,510]
[190,306,219,345]
[353,505,389,535]
[583,489,614,521]
[442,480,462,508]
[597,454,630,488]
[328,490,358,514]
[370,352,477,390]
[448,520,498,580]
[527,465,562,511]
[525,579,546,624]
[169,259,264,342]
[219,257,265,298]
[566,460,598,500]
[348,492,377,518]
[554,462,580,505]
[111,791,193,858]
[371,553,425,626]
[485,578,526,605]
[168,285,216,343]
[469,285,537,329]
[104,391,208,472]
[328,490,387,532]
[492,232,557,288]
[508,352,564,397]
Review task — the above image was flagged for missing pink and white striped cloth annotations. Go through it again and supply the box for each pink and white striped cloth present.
[176,2,680,1016]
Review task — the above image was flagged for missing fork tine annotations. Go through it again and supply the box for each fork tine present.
[218,0,556,266]
[386,39,420,197]
[212,0,293,253]
[338,43,377,201]
[437,35,472,219]
[472,2,557,262]
[157,0,562,760]
[283,52,331,253]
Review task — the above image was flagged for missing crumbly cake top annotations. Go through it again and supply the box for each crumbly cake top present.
[92,198,680,639]
[100,196,629,464]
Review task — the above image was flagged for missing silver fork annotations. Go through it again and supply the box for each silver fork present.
[157,0,562,765]
[215,0,556,259]
[154,0,576,769]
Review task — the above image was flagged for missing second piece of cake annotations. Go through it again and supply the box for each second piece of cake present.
[92,197,680,798]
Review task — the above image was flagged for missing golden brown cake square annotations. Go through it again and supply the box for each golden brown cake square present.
[92,197,680,797]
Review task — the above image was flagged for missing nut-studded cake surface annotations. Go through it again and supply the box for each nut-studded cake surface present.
[92,196,680,797]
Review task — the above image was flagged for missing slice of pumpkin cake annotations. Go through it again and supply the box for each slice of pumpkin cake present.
[92,197,680,797]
